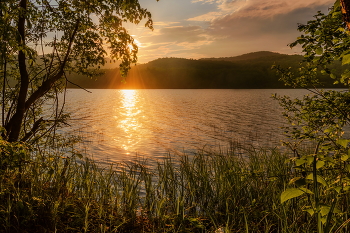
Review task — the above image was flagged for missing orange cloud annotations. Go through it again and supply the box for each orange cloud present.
[189,0,335,21]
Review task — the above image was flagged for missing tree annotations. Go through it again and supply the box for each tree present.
[274,1,350,232]
[0,0,157,143]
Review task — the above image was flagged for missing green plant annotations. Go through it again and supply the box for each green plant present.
[0,137,304,232]
[274,1,350,232]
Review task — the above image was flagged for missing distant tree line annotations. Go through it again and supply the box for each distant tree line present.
[67,51,347,89]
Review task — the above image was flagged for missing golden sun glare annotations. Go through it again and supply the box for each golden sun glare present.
[134,38,142,47]
[128,38,142,52]
[118,90,141,153]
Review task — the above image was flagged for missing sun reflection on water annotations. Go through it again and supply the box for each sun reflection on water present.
[116,90,142,154]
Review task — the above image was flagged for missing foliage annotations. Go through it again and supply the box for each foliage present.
[3,137,350,232]
[274,1,350,88]
[0,139,315,233]
[274,1,350,232]
[0,0,156,143]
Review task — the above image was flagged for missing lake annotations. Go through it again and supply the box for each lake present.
[62,89,307,165]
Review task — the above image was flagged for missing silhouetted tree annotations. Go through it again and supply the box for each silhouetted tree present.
[0,0,156,142]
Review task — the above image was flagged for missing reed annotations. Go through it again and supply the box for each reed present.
[1,142,349,232]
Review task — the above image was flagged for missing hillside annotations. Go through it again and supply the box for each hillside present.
[66,51,343,89]
[200,51,292,62]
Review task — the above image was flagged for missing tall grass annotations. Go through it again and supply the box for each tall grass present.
[1,142,349,232]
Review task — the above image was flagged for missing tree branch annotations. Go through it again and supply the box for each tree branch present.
[24,20,80,112]
[20,117,44,142]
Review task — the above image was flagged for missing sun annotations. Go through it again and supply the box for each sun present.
[127,38,142,53]
[127,37,142,52]
[133,38,142,47]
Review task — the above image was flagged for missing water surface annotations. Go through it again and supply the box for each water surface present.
[63,89,306,164]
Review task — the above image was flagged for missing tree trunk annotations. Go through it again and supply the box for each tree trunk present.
[6,0,29,142]
[4,18,80,142]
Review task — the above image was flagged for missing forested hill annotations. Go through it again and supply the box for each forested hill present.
[200,51,295,62]
[67,51,344,89]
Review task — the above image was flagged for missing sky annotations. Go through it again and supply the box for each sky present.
[125,0,336,63]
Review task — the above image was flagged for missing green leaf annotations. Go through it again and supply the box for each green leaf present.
[295,158,306,166]
[324,127,332,133]
[337,139,349,148]
[334,0,340,9]
[281,188,303,203]
[306,174,327,186]
[342,54,350,65]
[337,27,345,32]
[346,164,350,172]
[334,186,342,193]
[306,156,314,165]
[281,188,313,203]
[341,154,349,161]
[316,47,323,55]
[320,204,342,216]
[341,71,350,80]
[304,208,315,216]
[316,160,325,169]
[320,205,331,217]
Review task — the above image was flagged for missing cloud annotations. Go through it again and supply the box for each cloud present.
[135,0,335,63]
[192,5,333,58]
[189,0,334,21]
[137,25,215,61]
[207,2,333,39]
[192,0,217,3]
[143,25,211,44]
[189,0,247,21]
[153,22,181,26]
[188,11,225,22]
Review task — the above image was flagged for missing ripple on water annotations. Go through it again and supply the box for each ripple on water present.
[62,89,308,164]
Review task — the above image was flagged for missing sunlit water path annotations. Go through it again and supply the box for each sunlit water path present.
[62,89,307,165]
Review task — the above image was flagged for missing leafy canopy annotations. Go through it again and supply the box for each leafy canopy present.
[0,0,157,143]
